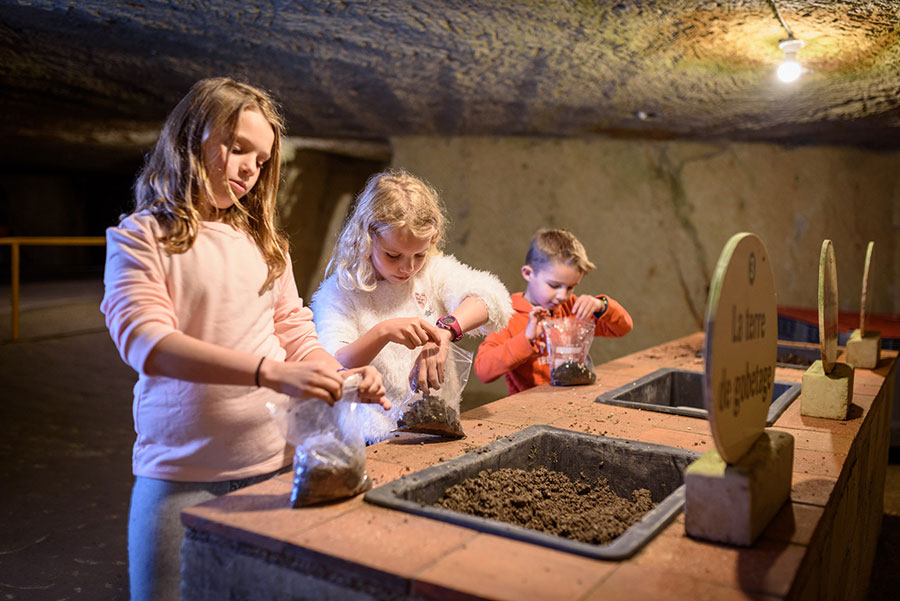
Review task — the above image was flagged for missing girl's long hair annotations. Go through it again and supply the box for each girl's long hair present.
[131,77,288,293]
[326,169,447,291]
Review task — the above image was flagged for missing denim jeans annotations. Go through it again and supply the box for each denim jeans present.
[127,467,288,601]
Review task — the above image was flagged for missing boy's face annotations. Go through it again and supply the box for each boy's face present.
[522,260,584,311]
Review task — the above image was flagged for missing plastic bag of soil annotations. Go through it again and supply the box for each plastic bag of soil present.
[266,374,370,507]
[394,343,472,438]
[543,316,597,386]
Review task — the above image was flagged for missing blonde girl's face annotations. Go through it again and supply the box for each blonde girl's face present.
[371,226,433,283]
[202,108,275,214]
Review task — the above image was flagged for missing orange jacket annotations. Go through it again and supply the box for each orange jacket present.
[474,292,633,395]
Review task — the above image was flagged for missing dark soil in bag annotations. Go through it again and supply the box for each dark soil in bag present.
[290,440,370,507]
[395,392,466,438]
[550,361,597,386]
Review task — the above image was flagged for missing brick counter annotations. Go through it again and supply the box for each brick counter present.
[180,332,896,601]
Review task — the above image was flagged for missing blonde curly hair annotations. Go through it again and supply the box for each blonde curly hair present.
[326,169,447,291]
[131,77,288,294]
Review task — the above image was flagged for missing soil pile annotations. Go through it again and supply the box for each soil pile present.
[434,467,655,544]
[777,352,815,367]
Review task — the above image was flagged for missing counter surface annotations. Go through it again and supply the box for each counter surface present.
[182,332,896,601]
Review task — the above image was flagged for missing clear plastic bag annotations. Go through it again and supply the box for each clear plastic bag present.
[266,373,370,507]
[543,316,597,386]
[394,343,472,438]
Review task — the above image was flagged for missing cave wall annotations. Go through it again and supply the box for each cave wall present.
[383,137,900,405]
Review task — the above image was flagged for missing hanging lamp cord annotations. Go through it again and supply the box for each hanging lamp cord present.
[766,0,795,39]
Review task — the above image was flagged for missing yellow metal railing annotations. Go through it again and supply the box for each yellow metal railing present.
[0,237,106,340]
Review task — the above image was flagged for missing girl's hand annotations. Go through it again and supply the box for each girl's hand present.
[525,306,549,346]
[340,366,390,410]
[572,294,604,321]
[409,331,452,392]
[378,317,443,350]
[261,360,346,405]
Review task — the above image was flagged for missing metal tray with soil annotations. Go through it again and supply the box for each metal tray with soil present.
[364,425,700,560]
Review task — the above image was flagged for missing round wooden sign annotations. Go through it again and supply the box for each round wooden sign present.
[703,233,777,464]
[860,241,874,335]
[818,240,839,373]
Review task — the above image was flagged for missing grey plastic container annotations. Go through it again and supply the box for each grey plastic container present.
[595,368,800,425]
[363,424,700,560]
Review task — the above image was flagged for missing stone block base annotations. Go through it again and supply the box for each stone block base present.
[845,329,881,369]
[684,429,794,546]
[801,360,854,420]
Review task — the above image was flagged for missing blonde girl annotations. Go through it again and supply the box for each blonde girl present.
[311,169,512,443]
[101,77,386,601]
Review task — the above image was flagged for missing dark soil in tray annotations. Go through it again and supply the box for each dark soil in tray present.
[434,466,655,545]
[395,393,465,438]
[777,352,815,367]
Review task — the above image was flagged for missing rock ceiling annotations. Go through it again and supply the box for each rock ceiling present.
[2,0,899,169]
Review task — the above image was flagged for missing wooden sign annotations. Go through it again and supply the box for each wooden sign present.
[818,240,839,374]
[860,241,874,335]
[704,233,778,464]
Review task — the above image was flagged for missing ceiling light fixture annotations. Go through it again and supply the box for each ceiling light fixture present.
[767,0,805,83]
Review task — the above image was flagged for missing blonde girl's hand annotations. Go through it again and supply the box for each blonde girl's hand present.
[260,360,345,405]
[340,366,390,410]
[572,294,605,321]
[409,334,451,393]
[377,317,443,350]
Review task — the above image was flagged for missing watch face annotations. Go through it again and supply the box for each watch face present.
[440,316,457,326]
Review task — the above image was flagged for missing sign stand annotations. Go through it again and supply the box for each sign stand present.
[846,241,881,368]
[684,233,793,546]
[801,240,855,420]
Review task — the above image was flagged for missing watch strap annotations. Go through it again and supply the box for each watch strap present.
[437,315,463,342]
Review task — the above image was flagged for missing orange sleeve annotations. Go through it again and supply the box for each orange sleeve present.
[593,295,633,337]
[474,323,538,384]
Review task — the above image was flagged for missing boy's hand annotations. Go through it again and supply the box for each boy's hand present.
[572,294,605,321]
[340,366,390,410]
[378,317,443,350]
[409,332,451,393]
[525,306,549,352]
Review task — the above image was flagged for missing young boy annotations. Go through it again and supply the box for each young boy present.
[474,228,633,395]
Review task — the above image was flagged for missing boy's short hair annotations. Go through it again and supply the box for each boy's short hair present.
[525,228,596,273]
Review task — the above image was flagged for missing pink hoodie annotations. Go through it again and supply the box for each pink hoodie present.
[102,212,322,481]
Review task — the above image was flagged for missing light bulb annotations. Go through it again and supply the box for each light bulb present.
[777,59,802,83]
[777,37,805,84]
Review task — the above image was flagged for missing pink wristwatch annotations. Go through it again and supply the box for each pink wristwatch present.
[436,314,463,342]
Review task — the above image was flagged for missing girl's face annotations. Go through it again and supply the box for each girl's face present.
[371,226,432,283]
[522,260,584,311]
[203,108,275,213]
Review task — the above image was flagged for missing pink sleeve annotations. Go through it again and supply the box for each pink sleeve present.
[100,217,178,374]
[273,262,326,362]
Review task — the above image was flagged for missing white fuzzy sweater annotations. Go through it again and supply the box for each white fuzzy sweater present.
[311,253,512,442]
